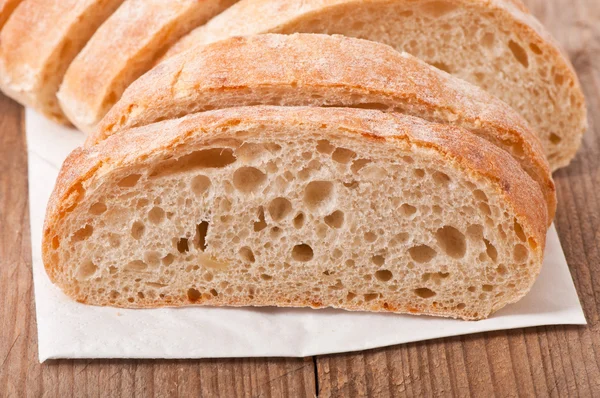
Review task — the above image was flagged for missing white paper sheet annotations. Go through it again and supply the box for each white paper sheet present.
[26,109,586,362]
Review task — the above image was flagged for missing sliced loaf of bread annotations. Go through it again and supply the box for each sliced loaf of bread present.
[164,0,587,170]
[43,106,547,320]
[95,34,556,223]
[57,0,238,133]
[0,0,125,123]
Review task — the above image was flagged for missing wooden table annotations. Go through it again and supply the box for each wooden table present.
[1,0,598,396]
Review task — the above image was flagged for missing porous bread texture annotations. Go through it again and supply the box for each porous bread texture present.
[165,0,587,170]
[57,0,238,133]
[43,106,547,320]
[96,33,556,223]
[0,0,124,123]
[0,0,23,30]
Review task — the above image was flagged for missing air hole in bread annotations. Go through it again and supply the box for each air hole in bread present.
[482,238,498,262]
[431,62,452,74]
[331,147,357,163]
[437,226,466,259]
[118,174,141,188]
[177,238,190,253]
[409,245,437,263]
[136,199,149,209]
[414,288,437,298]
[514,219,526,241]
[372,255,385,266]
[400,203,417,217]
[148,207,165,224]
[131,221,145,240]
[89,202,107,215]
[293,212,305,229]
[77,260,97,280]
[432,171,451,186]
[420,1,457,17]
[210,289,219,297]
[549,133,562,144]
[316,139,335,154]
[187,288,201,302]
[482,284,494,292]
[496,264,507,275]
[514,244,529,262]
[364,293,379,301]
[350,159,371,174]
[481,32,495,48]
[124,260,147,272]
[364,231,377,243]
[235,142,267,163]
[191,175,211,196]
[375,269,393,282]
[324,210,345,229]
[479,202,492,216]
[473,190,488,202]
[260,273,273,281]
[194,221,209,251]
[529,42,543,54]
[239,246,255,263]
[72,225,93,242]
[162,253,174,266]
[268,197,293,222]
[152,148,236,177]
[137,292,145,299]
[270,227,283,238]
[456,303,466,310]
[508,40,529,68]
[254,207,267,231]
[233,167,267,194]
[204,272,213,282]
[414,169,425,178]
[292,244,314,262]
[304,181,335,212]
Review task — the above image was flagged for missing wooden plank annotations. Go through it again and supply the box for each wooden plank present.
[316,0,600,396]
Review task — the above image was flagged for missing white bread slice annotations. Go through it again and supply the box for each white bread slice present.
[164,0,587,170]
[96,34,556,223]
[57,0,238,133]
[43,106,547,320]
[0,0,23,30]
[0,0,125,123]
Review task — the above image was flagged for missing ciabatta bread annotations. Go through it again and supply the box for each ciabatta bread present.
[165,0,587,170]
[43,106,547,320]
[57,0,238,133]
[0,0,124,123]
[96,34,556,223]
[0,0,23,30]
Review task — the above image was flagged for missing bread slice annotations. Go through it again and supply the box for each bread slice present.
[43,106,547,320]
[96,34,556,223]
[164,0,587,170]
[0,0,125,123]
[57,0,238,133]
[0,0,23,30]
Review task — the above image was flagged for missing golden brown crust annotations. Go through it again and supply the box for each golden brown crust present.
[164,0,587,170]
[0,0,23,30]
[43,106,547,317]
[57,0,238,132]
[96,33,555,223]
[0,0,125,123]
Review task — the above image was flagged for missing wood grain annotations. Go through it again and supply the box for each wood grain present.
[0,0,599,396]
